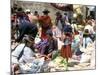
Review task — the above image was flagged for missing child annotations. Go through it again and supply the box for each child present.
[61,32,72,63]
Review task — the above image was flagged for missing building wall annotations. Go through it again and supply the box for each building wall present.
[11,0,17,7]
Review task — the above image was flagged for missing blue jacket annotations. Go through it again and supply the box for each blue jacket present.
[16,19,38,42]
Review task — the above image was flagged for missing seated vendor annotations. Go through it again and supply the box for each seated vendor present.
[35,29,58,60]
[11,35,45,74]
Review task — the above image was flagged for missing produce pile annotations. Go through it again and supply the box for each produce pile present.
[48,56,68,72]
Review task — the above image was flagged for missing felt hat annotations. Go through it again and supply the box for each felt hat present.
[43,9,50,14]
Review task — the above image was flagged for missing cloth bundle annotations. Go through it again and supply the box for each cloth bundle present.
[35,40,48,54]
[20,57,45,73]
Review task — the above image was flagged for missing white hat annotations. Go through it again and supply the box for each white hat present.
[25,9,31,12]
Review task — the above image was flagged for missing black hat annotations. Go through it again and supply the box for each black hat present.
[43,9,50,14]
[34,11,38,13]
[64,12,67,15]
[17,7,24,12]
[34,11,38,15]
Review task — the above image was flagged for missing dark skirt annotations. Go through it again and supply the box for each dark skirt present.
[61,44,72,59]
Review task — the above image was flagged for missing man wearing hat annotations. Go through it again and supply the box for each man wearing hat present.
[38,9,52,40]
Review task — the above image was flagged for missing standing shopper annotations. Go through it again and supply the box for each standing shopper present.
[63,12,69,24]
[82,29,93,48]
[61,32,72,63]
[55,11,65,33]
[38,9,52,40]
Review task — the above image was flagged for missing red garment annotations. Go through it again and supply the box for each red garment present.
[41,29,48,40]
[11,15,17,22]
[38,15,52,28]
[61,44,72,60]
[74,31,79,35]
[38,15,52,39]
[61,33,72,59]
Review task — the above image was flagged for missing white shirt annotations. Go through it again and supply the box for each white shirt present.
[12,43,35,64]
[52,26,61,38]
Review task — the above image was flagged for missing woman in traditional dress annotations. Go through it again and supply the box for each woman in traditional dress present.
[38,9,52,40]
[35,30,58,60]
[61,32,72,63]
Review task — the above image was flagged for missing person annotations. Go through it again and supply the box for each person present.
[63,12,69,24]
[61,32,72,63]
[15,9,38,42]
[52,25,62,39]
[82,29,93,48]
[84,20,94,35]
[71,30,83,56]
[25,9,38,25]
[11,7,25,41]
[16,20,38,42]
[25,9,33,22]
[33,11,40,36]
[35,29,58,60]
[71,21,78,33]
[35,39,48,55]
[38,9,52,40]
[55,11,65,33]
[11,35,45,74]
[67,11,73,24]
[11,13,18,31]
[51,25,63,50]
[45,30,58,57]
[11,35,35,74]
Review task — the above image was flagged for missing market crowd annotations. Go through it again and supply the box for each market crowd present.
[11,4,96,75]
